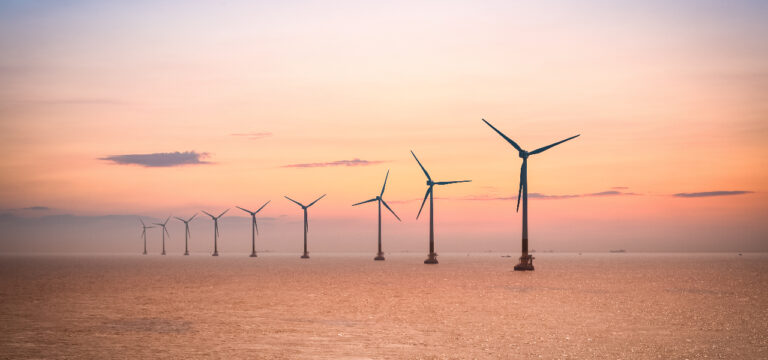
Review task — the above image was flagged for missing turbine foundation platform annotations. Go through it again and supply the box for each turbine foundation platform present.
[184,251,189,256]
[374,252,385,261]
[212,252,219,257]
[514,255,534,271]
[161,252,166,256]
[301,253,310,259]
[424,253,438,264]
[142,252,147,255]
[250,253,258,258]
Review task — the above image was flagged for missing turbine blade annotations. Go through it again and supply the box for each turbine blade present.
[236,206,253,214]
[139,218,146,227]
[435,180,472,185]
[284,196,305,207]
[164,226,170,238]
[254,218,259,236]
[308,194,326,207]
[188,213,197,222]
[255,200,271,214]
[410,151,432,181]
[163,216,170,225]
[352,198,377,206]
[529,134,580,155]
[380,169,389,196]
[202,210,215,218]
[481,118,523,152]
[416,186,432,220]
[174,217,184,222]
[381,199,401,221]
[516,159,525,212]
[217,208,229,218]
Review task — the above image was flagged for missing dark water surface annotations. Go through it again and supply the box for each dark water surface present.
[0,253,766,359]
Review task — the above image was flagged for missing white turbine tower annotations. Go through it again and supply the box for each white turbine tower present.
[153,217,171,256]
[352,170,401,261]
[202,209,229,256]
[411,151,471,264]
[174,213,197,256]
[284,194,326,259]
[236,201,271,258]
[481,118,579,271]
[139,218,154,255]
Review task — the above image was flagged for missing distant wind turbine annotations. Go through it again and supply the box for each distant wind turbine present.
[411,151,471,264]
[139,218,154,255]
[153,217,171,256]
[481,118,579,271]
[236,201,271,258]
[174,213,197,256]
[352,170,401,261]
[284,194,326,259]
[202,209,229,256]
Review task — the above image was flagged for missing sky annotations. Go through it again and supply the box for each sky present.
[1,0,766,253]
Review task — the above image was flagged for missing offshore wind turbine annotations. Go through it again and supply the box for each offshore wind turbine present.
[411,151,471,264]
[139,218,154,255]
[174,213,197,256]
[352,170,401,261]
[153,217,171,256]
[481,118,579,271]
[284,194,326,259]
[236,201,271,257]
[202,209,229,256]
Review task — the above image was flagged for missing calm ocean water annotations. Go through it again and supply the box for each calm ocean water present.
[0,253,766,359]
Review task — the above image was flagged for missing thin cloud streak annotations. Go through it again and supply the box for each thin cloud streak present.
[231,132,272,140]
[100,151,211,167]
[282,158,386,168]
[463,190,639,201]
[673,191,754,198]
[20,206,51,211]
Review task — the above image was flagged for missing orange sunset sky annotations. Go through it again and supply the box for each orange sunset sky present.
[1,0,766,253]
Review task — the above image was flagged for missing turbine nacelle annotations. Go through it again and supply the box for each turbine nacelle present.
[518,150,529,159]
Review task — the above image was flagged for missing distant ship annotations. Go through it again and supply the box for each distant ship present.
[609,249,626,253]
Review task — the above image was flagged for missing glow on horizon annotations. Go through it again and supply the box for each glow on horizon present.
[0,0,766,252]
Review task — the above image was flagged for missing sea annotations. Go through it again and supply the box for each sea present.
[0,252,766,359]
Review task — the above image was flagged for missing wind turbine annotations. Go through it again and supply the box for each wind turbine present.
[352,170,401,261]
[481,118,579,271]
[139,218,154,255]
[236,201,271,257]
[153,217,171,256]
[202,209,229,256]
[174,213,197,256]
[411,151,471,264]
[284,194,326,259]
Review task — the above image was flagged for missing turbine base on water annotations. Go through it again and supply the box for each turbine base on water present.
[301,253,310,259]
[514,255,535,271]
[212,252,219,257]
[374,252,385,261]
[250,252,257,258]
[184,251,189,256]
[424,253,438,264]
